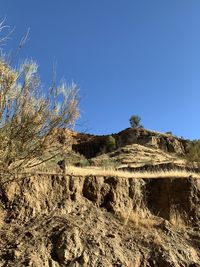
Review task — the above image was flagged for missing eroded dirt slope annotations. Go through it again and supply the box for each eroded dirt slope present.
[0,173,199,266]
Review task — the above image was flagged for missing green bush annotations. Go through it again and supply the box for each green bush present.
[106,135,116,152]
[129,115,141,128]
[79,158,90,167]
[166,131,173,135]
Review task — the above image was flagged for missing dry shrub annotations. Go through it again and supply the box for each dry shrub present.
[152,230,163,246]
[120,206,157,229]
[0,208,5,228]
[0,20,79,172]
[169,207,188,228]
[0,59,79,171]
[128,208,157,228]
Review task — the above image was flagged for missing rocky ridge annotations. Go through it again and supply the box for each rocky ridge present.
[70,128,188,158]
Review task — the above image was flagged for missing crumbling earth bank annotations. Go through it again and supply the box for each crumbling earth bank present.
[0,174,199,266]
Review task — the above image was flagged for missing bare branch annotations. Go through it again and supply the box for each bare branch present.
[9,28,30,64]
[0,19,14,46]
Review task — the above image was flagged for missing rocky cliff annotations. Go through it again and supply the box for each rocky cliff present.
[71,128,188,159]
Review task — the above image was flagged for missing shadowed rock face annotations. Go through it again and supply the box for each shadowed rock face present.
[71,128,188,158]
[145,178,200,223]
[0,174,200,266]
[72,137,106,158]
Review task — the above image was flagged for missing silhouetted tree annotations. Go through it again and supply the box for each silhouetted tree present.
[129,115,141,128]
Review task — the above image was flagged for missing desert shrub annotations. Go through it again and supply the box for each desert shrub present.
[169,207,188,228]
[106,135,116,152]
[78,158,90,167]
[119,207,156,229]
[166,131,173,135]
[129,115,141,128]
[0,46,79,171]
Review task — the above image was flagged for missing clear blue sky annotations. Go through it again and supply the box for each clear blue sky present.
[1,1,200,139]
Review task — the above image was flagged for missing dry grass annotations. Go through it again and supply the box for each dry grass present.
[116,205,160,233]
[0,208,5,229]
[129,210,153,228]
[66,165,200,179]
[169,208,188,228]
[120,207,158,229]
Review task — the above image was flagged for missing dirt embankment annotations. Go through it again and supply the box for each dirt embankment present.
[0,173,200,266]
